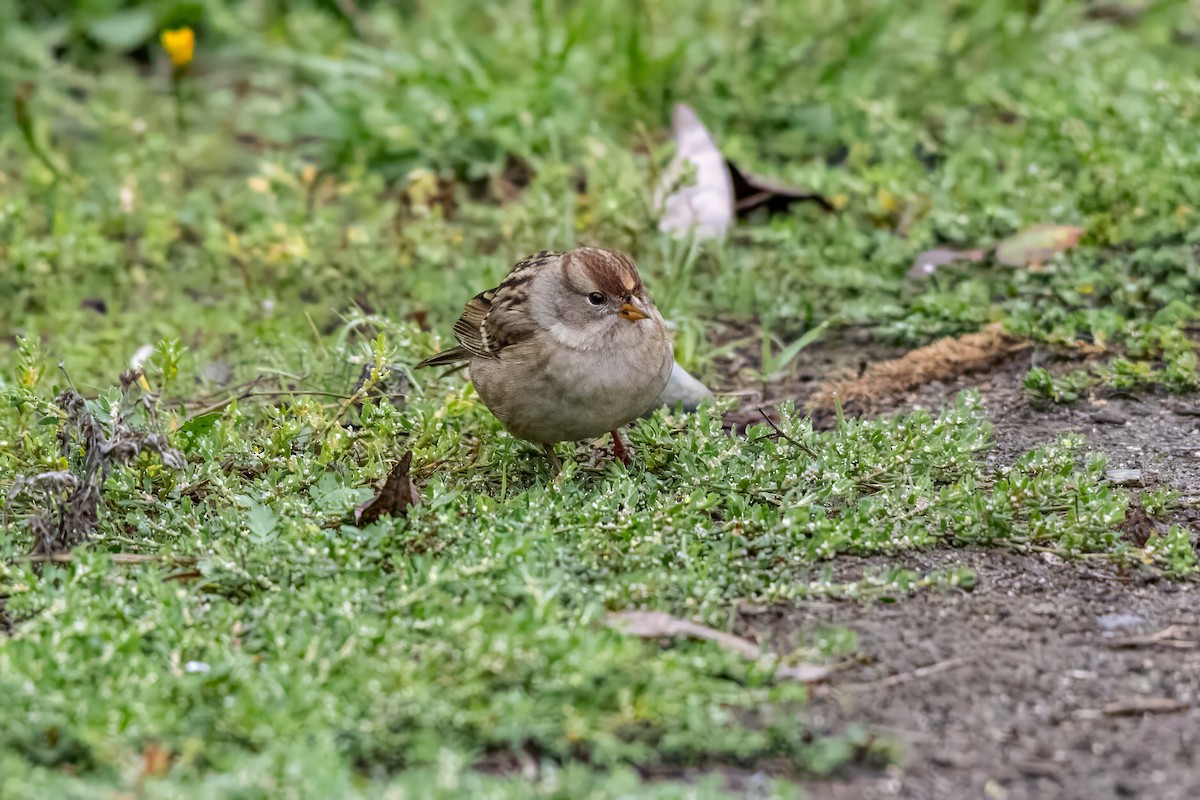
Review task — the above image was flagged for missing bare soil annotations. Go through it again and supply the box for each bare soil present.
[717,335,1200,799]
[783,549,1199,800]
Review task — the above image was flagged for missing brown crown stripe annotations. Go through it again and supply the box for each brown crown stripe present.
[570,248,642,299]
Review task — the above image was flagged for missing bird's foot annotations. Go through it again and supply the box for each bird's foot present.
[610,429,632,466]
[542,443,563,476]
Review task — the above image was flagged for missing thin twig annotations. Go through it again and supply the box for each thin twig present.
[163,570,203,583]
[1027,545,1127,561]
[315,348,390,439]
[12,553,197,565]
[182,375,272,421]
[184,386,357,423]
[841,657,968,691]
[1098,697,1189,717]
[245,390,360,401]
[319,387,371,439]
[751,409,818,457]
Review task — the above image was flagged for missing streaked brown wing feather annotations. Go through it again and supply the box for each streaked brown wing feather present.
[449,250,560,359]
[449,290,496,358]
[417,251,560,369]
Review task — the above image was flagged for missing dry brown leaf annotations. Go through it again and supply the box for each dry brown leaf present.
[354,451,419,525]
[808,323,1029,412]
[909,224,1083,279]
[1118,497,1156,547]
[607,610,831,683]
[995,224,1085,268]
[142,742,171,778]
[908,247,987,279]
[1102,697,1189,716]
[726,159,834,217]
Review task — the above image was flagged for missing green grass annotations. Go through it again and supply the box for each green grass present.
[2,0,1200,796]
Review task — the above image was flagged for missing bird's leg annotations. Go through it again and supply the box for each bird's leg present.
[542,443,562,475]
[610,429,632,465]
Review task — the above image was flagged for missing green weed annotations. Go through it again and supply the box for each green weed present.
[2,1,1199,795]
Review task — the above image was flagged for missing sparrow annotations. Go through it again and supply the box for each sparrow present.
[417,247,674,470]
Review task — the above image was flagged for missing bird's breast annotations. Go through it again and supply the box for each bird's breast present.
[470,324,673,444]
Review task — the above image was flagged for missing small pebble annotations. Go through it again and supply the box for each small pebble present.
[1089,408,1127,425]
[1105,468,1142,486]
[1096,613,1145,631]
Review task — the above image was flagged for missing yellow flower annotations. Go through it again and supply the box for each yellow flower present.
[160,27,195,68]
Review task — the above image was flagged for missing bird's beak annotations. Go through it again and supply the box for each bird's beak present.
[617,301,649,322]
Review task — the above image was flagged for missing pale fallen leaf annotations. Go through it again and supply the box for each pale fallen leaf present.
[130,343,155,370]
[654,104,735,240]
[1095,612,1145,631]
[995,224,1085,268]
[1106,625,1199,650]
[354,451,419,525]
[908,247,986,279]
[607,610,831,683]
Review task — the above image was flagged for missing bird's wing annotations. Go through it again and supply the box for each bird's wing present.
[448,250,559,360]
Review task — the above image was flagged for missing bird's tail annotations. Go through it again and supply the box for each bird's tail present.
[415,346,469,369]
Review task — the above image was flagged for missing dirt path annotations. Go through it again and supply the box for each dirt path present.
[720,338,1200,799]
[781,549,1199,800]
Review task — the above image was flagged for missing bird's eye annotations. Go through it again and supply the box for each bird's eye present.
[587,292,606,306]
